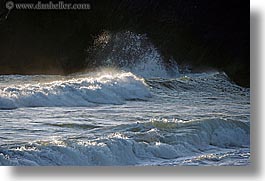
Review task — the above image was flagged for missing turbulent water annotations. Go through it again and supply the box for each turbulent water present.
[0,32,250,166]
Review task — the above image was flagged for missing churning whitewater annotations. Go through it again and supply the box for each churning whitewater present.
[0,71,151,109]
[0,32,250,166]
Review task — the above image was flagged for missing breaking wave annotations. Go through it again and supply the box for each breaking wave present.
[0,70,248,109]
[0,31,185,109]
[0,118,249,166]
[0,71,151,109]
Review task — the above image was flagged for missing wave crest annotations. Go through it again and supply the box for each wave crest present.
[0,71,151,109]
[0,118,249,166]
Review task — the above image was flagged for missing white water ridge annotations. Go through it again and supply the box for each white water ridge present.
[0,71,151,109]
[0,118,249,166]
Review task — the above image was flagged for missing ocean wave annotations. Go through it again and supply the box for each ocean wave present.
[133,118,250,148]
[0,71,151,109]
[146,72,249,96]
[0,118,249,166]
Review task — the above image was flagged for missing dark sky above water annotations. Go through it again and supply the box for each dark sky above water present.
[0,0,249,87]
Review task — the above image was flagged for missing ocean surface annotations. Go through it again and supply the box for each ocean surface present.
[0,32,250,166]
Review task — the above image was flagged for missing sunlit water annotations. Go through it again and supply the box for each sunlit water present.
[0,71,250,166]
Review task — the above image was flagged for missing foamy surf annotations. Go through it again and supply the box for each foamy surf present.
[0,71,151,109]
[0,118,249,166]
[0,69,250,166]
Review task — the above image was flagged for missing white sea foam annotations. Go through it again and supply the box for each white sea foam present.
[0,118,249,166]
[0,71,151,109]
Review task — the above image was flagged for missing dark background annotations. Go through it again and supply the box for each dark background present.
[0,0,249,87]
